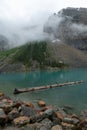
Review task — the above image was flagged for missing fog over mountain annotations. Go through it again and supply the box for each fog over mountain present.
[0,0,87,47]
[0,12,50,47]
[44,7,87,50]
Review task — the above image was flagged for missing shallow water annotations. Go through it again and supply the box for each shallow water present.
[0,68,87,113]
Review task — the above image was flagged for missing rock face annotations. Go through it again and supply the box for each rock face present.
[44,7,87,50]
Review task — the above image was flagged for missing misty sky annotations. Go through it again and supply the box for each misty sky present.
[0,0,87,45]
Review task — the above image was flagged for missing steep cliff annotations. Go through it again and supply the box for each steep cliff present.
[44,7,87,50]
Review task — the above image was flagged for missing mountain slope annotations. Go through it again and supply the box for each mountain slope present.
[47,43,87,68]
[0,41,87,72]
[44,7,87,50]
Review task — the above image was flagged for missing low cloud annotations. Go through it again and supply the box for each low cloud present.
[70,23,87,35]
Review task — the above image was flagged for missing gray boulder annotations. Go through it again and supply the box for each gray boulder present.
[19,105,37,117]
[40,118,53,129]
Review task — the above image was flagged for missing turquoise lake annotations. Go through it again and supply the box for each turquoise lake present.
[0,68,87,113]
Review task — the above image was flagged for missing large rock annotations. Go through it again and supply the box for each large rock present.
[62,105,73,114]
[13,100,23,108]
[30,113,46,123]
[44,108,60,125]
[56,111,64,120]
[44,108,54,116]
[19,105,37,117]
[40,118,53,129]
[55,109,67,121]
[51,125,63,130]
[24,101,34,108]
[24,123,41,130]
[37,105,53,114]
[0,99,13,113]
[80,109,87,119]
[0,92,4,97]
[3,126,20,130]
[71,114,79,119]
[13,116,30,126]
[63,117,79,125]
[52,117,60,126]
[25,122,53,130]
[78,118,87,128]
[8,108,20,121]
[40,126,51,130]
[61,122,75,130]
[38,100,46,107]
[0,108,7,125]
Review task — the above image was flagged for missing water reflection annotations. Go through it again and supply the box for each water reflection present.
[0,69,87,113]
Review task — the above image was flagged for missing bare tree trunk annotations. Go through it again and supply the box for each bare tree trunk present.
[13,80,84,94]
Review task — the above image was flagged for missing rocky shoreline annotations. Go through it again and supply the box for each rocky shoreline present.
[0,92,87,130]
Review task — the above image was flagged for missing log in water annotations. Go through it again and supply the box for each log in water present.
[13,80,84,94]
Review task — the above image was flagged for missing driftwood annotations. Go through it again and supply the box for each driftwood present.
[13,80,84,94]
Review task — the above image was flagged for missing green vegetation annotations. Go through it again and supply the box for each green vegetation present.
[0,47,18,59]
[0,41,68,71]
[12,41,47,68]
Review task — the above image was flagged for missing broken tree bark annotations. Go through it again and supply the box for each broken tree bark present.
[13,80,84,94]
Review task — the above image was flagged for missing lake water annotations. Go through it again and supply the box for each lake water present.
[0,68,87,113]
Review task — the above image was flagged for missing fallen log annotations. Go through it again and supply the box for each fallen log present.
[13,80,84,94]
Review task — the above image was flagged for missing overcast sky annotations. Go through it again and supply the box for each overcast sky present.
[0,0,87,45]
[0,0,87,22]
